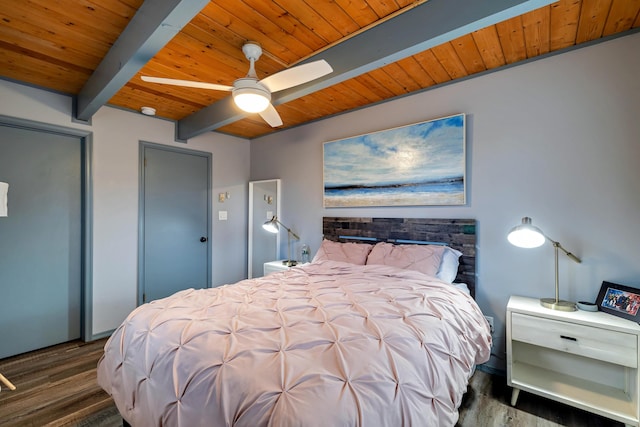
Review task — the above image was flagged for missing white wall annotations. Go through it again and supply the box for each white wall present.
[250,32,640,371]
[0,80,251,336]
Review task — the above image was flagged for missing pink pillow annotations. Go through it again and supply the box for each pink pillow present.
[312,239,373,265]
[366,242,445,277]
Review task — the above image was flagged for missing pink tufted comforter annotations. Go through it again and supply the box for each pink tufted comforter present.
[97,260,491,427]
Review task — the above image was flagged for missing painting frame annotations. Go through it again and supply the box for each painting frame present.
[323,114,466,208]
[596,281,640,323]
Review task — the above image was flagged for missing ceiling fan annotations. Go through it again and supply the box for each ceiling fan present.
[141,42,333,127]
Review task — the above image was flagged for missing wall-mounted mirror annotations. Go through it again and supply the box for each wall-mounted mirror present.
[248,179,281,278]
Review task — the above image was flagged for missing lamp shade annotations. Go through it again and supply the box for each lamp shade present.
[263,216,279,233]
[508,217,545,248]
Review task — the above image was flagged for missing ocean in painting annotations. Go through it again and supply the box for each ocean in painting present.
[323,114,465,207]
[324,178,464,207]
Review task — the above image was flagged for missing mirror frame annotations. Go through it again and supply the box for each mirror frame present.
[248,179,281,278]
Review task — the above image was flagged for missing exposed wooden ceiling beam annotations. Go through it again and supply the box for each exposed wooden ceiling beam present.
[75,0,209,122]
[177,0,555,140]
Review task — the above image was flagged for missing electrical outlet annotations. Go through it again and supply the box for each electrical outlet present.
[484,315,495,334]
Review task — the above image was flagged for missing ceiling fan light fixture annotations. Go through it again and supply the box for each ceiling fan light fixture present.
[234,91,270,113]
[232,79,271,113]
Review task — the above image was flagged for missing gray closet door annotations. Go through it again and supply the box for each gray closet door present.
[141,144,210,303]
[0,125,82,359]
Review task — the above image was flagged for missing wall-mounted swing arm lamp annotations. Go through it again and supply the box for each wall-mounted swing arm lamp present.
[263,216,300,267]
[508,217,582,312]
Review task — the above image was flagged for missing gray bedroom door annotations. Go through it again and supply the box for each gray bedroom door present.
[0,124,82,359]
[140,143,211,304]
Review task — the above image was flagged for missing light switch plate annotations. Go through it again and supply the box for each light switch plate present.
[218,210,228,221]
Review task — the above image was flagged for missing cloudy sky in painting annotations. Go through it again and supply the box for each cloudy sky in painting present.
[323,114,465,188]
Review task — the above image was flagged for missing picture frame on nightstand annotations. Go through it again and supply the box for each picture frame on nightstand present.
[596,280,640,323]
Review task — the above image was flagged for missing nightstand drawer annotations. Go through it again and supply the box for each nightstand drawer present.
[512,312,638,367]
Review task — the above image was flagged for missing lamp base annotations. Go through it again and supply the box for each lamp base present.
[540,298,576,311]
[282,260,298,267]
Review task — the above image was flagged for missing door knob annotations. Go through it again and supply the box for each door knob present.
[200,237,207,242]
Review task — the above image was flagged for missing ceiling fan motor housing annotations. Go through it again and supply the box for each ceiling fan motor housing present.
[242,42,262,61]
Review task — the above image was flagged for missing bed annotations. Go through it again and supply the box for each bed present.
[97,217,491,426]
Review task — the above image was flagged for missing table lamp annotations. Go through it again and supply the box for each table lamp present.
[263,216,300,267]
[508,217,581,311]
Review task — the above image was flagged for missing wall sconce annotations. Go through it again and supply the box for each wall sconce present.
[218,191,230,203]
[0,182,8,217]
[508,217,582,311]
[263,216,300,267]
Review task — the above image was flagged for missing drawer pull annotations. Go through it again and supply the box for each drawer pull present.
[560,335,577,341]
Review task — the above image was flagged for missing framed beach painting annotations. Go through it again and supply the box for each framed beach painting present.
[323,114,466,207]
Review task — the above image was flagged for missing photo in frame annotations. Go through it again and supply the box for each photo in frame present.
[323,114,466,208]
[596,281,640,323]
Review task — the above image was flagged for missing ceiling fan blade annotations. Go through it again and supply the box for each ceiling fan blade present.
[258,104,283,127]
[141,76,232,91]
[260,60,333,93]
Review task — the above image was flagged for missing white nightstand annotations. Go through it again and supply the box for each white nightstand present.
[263,260,300,276]
[507,295,640,426]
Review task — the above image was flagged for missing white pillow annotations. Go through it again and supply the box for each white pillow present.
[436,246,463,283]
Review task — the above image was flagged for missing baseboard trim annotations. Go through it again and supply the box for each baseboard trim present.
[90,329,114,341]
[476,363,506,377]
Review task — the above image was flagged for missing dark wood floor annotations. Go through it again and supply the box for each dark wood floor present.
[0,339,625,426]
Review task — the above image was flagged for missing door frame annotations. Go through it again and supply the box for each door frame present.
[138,141,212,306]
[0,114,94,342]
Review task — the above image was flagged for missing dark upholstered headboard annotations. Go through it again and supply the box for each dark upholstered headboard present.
[322,217,477,297]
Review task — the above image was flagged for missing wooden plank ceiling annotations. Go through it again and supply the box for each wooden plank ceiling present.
[1,0,639,140]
